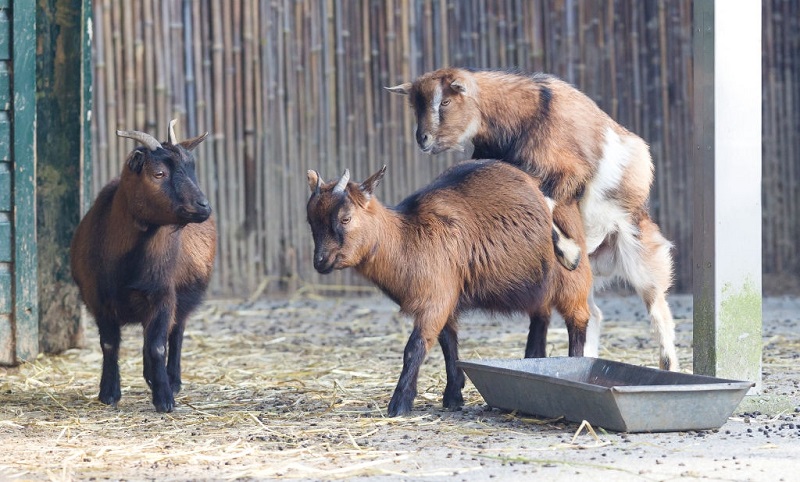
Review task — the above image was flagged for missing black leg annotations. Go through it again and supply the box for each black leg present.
[97,320,122,406]
[525,309,551,358]
[143,305,175,413]
[438,322,465,410]
[566,319,586,357]
[170,283,207,395]
[388,326,427,417]
[167,317,187,395]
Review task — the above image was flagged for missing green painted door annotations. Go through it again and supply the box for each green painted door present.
[0,0,36,364]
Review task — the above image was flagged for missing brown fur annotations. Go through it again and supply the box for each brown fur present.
[389,67,679,371]
[306,160,591,416]
[70,127,216,412]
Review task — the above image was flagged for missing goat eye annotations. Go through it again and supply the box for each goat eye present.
[441,98,451,107]
[153,170,166,179]
[341,216,351,225]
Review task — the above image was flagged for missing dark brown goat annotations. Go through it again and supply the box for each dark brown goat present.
[306,160,592,416]
[388,68,678,371]
[70,121,216,412]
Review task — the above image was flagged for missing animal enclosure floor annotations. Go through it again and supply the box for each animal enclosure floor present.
[1,293,799,481]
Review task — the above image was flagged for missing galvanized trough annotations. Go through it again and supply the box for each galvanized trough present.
[458,357,754,433]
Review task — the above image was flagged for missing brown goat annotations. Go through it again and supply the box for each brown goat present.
[70,121,216,412]
[388,68,678,371]
[306,160,592,416]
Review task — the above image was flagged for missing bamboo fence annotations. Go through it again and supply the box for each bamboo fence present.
[90,0,799,296]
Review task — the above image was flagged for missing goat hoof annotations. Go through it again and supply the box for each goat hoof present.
[152,386,175,413]
[660,355,679,372]
[98,388,121,406]
[387,397,413,417]
[171,382,182,395]
[153,397,175,413]
[442,392,464,410]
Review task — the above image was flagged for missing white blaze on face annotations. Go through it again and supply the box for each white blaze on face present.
[580,127,633,254]
[429,84,443,132]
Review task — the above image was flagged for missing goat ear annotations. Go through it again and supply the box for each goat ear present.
[179,132,209,152]
[385,83,412,96]
[450,78,469,95]
[307,170,323,194]
[360,165,387,198]
[127,150,146,173]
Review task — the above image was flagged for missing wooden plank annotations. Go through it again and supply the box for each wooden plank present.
[0,8,9,60]
[0,219,9,261]
[0,270,10,312]
[0,161,9,209]
[0,119,9,160]
[0,61,9,109]
[12,0,37,362]
[0,313,12,364]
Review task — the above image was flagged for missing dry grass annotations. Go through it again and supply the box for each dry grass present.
[0,292,794,480]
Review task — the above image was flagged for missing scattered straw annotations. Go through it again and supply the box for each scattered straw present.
[0,293,793,480]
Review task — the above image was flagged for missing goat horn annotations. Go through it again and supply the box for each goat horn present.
[313,170,322,195]
[116,129,163,151]
[333,169,350,194]
[168,119,178,144]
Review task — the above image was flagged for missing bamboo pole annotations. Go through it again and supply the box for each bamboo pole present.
[92,1,108,196]
[143,0,156,131]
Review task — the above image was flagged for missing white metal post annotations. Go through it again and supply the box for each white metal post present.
[692,0,762,388]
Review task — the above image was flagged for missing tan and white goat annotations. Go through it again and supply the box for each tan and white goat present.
[388,68,678,371]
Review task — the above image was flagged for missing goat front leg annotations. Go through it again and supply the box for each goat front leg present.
[167,315,187,395]
[438,319,465,410]
[388,309,451,417]
[143,303,175,413]
[97,319,122,406]
[545,196,581,271]
[388,326,426,417]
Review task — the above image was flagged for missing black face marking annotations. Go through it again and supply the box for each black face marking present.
[412,89,428,116]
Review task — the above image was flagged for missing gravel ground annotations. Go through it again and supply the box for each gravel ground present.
[0,292,798,481]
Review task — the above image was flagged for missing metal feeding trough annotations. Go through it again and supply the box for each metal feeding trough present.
[458,357,754,433]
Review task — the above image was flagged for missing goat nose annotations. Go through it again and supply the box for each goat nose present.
[417,132,433,150]
[195,198,209,208]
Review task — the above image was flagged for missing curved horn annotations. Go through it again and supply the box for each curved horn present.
[313,170,322,195]
[116,129,162,151]
[168,119,178,144]
[333,169,350,194]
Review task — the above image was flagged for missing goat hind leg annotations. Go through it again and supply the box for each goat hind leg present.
[583,288,604,358]
[438,319,465,410]
[619,218,679,371]
[524,308,551,358]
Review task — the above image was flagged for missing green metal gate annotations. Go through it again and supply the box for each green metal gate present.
[0,0,36,364]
